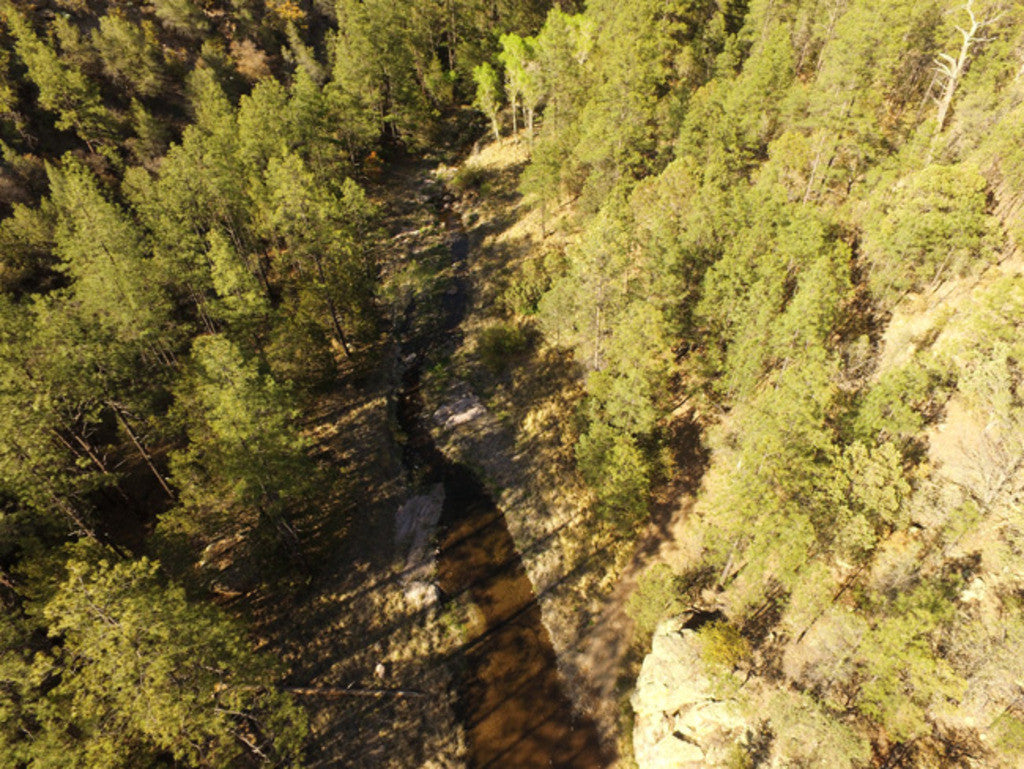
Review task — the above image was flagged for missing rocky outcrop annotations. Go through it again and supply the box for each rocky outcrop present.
[395,484,445,609]
[632,617,747,769]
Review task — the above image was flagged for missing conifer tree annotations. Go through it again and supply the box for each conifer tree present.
[167,335,314,550]
[48,157,171,346]
[2,7,116,150]
[1,556,306,767]
[262,151,374,356]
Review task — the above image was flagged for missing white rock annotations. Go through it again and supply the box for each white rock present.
[395,485,445,584]
[433,394,487,430]
[648,734,704,768]
[632,618,746,769]
[405,580,441,610]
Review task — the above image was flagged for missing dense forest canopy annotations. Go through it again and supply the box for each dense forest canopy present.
[493,0,1024,765]
[0,0,554,764]
[1,0,1024,765]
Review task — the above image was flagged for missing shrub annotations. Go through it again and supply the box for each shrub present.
[477,321,529,373]
[450,164,489,194]
[576,420,650,524]
[502,250,563,315]
[697,620,750,672]
[627,564,686,641]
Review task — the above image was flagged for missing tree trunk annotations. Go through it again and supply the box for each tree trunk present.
[111,404,175,499]
[52,492,128,558]
[324,288,353,358]
[51,426,111,476]
[934,0,997,137]
[311,254,353,358]
[286,686,426,698]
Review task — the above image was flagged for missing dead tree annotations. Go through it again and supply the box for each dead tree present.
[934,0,1003,136]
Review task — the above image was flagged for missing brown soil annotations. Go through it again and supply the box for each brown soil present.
[243,159,468,769]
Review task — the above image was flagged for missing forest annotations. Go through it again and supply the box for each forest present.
[1,0,1023,767]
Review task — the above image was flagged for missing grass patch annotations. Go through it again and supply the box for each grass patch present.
[450,164,491,195]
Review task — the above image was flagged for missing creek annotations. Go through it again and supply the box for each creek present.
[393,193,610,768]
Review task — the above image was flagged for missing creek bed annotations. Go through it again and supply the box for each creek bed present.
[392,193,610,768]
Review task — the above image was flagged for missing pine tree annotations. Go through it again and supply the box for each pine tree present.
[12,556,307,767]
[861,163,997,304]
[2,7,116,150]
[48,157,171,346]
[167,335,314,550]
[262,151,374,355]
[0,299,105,544]
[91,14,165,98]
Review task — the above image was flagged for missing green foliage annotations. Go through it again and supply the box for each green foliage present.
[326,0,388,146]
[539,194,672,446]
[936,275,1024,370]
[992,714,1024,757]
[627,564,686,641]
[723,742,754,769]
[696,185,851,398]
[328,0,546,147]
[513,7,1014,746]
[537,195,632,364]
[263,151,375,350]
[1,557,306,767]
[0,201,57,295]
[3,7,117,148]
[852,359,945,446]
[764,689,871,769]
[450,163,490,194]
[501,249,559,316]
[472,61,503,139]
[861,164,997,303]
[498,32,541,135]
[477,321,529,374]
[207,229,269,331]
[92,14,165,98]
[49,157,171,343]
[576,420,650,524]
[606,305,672,423]
[697,352,840,614]
[854,582,964,741]
[262,306,338,389]
[697,620,749,673]
[0,300,104,539]
[167,335,314,549]
[2,0,1024,758]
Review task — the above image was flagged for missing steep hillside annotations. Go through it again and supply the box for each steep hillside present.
[4,0,1024,767]
[471,0,1024,765]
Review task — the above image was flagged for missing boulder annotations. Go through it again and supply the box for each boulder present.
[433,392,487,430]
[632,617,746,769]
[404,580,441,610]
